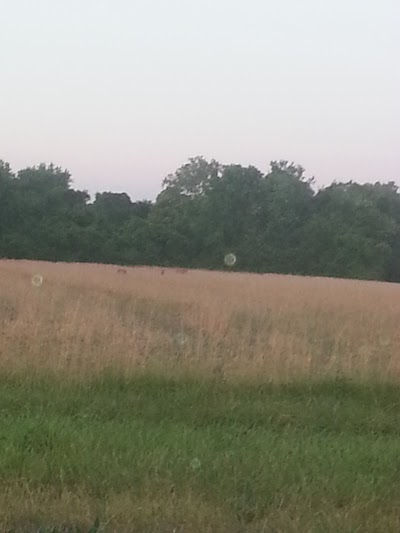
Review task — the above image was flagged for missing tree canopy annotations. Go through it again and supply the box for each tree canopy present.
[1,157,399,282]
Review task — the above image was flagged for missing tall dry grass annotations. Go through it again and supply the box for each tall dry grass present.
[1,259,400,381]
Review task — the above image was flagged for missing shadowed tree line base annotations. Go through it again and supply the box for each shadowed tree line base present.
[1,157,400,281]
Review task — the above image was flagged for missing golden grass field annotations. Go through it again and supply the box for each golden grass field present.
[1,259,399,381]
[3,259,400,531]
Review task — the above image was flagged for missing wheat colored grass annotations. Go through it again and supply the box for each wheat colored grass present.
[1,259,399,381]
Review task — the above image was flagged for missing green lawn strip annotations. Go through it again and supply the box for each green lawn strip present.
[1,374,400,531]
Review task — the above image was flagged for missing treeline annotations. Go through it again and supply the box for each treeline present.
[1,157,400,282]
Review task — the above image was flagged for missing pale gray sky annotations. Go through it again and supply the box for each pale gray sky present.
[1,0,399,200]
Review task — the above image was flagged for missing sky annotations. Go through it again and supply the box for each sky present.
[1,0,399,201]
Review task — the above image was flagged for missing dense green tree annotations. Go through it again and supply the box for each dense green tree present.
[301,182,399,280]
[254,161,315,273]
[0,162,17,252]
[160,156,222,200]
[92,192,133,226]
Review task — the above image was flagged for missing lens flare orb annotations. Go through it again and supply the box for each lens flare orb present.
[32,274,43,287]
[224,253,237,267]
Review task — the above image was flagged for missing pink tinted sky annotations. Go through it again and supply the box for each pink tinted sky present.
[1,0,399,201]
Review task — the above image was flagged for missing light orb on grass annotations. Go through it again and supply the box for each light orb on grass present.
[190,458,201,470]
[224,253,237,267]
[32,274,43,287]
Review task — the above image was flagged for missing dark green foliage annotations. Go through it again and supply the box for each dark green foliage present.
[1,157,400,280]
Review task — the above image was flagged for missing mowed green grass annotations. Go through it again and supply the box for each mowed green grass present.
[2,374,400,532]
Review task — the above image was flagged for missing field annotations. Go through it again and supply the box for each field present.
[1,259,400,531]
